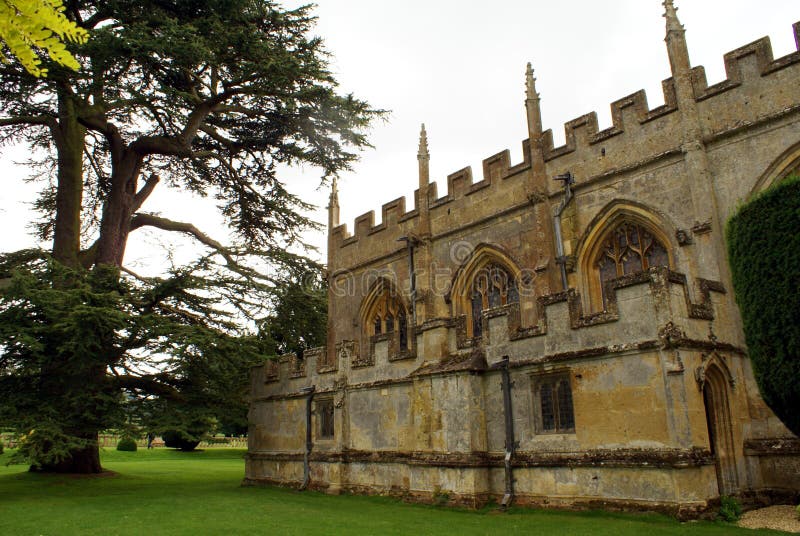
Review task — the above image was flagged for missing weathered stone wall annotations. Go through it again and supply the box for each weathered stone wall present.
[246,13,800,514]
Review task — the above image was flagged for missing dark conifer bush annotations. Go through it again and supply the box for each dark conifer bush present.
[726,175,800,435]
[161,430,201,452]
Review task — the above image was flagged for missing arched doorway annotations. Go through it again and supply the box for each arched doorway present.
[701,365,738,495]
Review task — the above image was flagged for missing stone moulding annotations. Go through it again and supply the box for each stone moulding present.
[240,474,710,519]
[245,446,714,469]
[743,438,800,456]
[254,336,745,394]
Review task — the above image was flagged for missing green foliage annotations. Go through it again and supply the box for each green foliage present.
[0,250,268,468]
[726,175,800,435]
[116,437,137,452]
[796,504,800,520]
[0,0,88,76]
[11,426,97,469]
[0,254,127,469]
[0,0,379,472]
[259,271,328,357]
[717,496,742,523]
[0,439,3,454]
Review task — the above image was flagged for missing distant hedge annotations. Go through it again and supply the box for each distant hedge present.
[726,175,800,436]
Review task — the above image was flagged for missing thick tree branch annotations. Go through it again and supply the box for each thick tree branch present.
[0,116,57,129]
[127,87,259,158]
[120,265,152,283]
[132,174,160,212]
[129,213,228,254]
[128,214,275,284]
[113,374,185,401]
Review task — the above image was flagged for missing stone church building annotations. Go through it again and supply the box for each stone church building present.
[245,2,800,516]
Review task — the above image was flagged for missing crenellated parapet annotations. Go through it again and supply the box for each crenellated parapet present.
[329,19,800,278]
[691,22,800,102]
[329,138,534,260]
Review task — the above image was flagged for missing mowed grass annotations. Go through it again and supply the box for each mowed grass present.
[0,448,784,535]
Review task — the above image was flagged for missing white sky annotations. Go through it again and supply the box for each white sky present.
[2,1,799,272]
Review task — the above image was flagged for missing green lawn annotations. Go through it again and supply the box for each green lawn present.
[0,448,784,535]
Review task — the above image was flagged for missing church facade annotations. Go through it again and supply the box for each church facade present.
[245,2,800,516]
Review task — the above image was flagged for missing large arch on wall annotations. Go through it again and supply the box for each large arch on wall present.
[358,276,410,358]
[749,140,800,198]
[575,200,678,312]
[447,243,524,339]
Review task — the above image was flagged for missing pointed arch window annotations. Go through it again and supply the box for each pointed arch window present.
[363,288,410,353]
[595,221,669,306]
[470,263,518,338]
[398,310,407,349]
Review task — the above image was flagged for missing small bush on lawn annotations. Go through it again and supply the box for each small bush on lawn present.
[0,440,4,454]
[718,496,742,522]
[116,437,137,452]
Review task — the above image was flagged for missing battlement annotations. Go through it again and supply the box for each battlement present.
[330,20,800,263]
[691,22,800,101]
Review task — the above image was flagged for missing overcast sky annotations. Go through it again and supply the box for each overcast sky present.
[2,1,798,272]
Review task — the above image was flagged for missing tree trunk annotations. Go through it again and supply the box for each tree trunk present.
[38,94,104,474]
[52,93,86,269]
[94,151,141,268]
[36,433,103,474]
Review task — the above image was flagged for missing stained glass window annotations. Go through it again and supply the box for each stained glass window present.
[365,288,409,351]
[470,263,518,338]
[596,222,669,306]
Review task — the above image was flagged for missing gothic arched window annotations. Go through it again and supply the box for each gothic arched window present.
[595,221,669,306]
[364,288,409,352]
[470,263,518,339]
[398,310,407,349]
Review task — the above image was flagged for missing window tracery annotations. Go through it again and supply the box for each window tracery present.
[469,263,518,338]
[594,221,669,306]
[364,288,409,352]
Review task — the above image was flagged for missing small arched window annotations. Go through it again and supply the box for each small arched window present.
[470,263,518,339]
[398,310,407,349]
[595,221,669,306]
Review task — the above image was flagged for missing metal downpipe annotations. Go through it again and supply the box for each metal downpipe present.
[299,385,315,491]
[553,172,574,292]
[500,356,516,508]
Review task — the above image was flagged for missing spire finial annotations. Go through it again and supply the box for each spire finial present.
[327,176,339,230]
[525,62,539,101]
[417,123,429,159]
[329,176,339,206]
[663,0,683,33]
